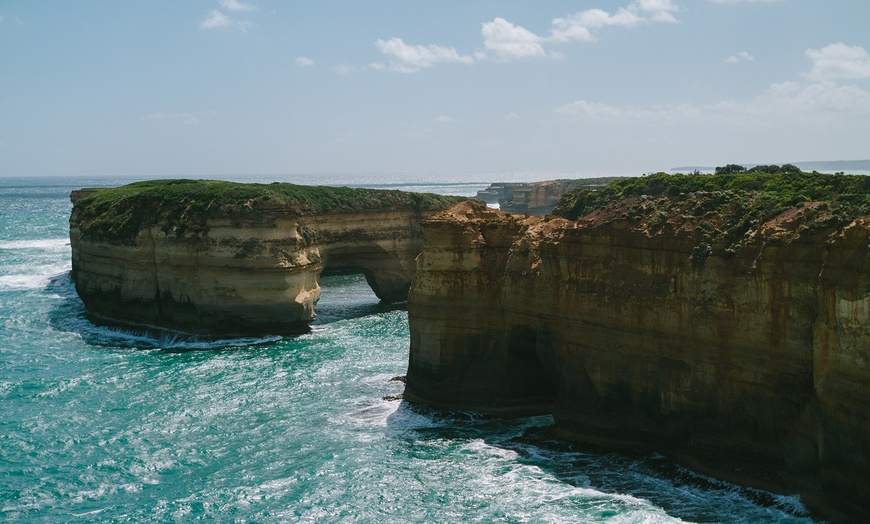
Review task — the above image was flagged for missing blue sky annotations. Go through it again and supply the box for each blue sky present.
[1,0,868,178]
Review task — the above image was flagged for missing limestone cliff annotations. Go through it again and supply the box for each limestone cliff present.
[70,179,464,337]
[406,172,870,522]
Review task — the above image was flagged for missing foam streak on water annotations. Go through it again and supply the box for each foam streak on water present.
[0,176,819,523]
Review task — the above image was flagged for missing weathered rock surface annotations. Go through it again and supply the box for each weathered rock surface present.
[70,182,462,337]
[406,200,870,522]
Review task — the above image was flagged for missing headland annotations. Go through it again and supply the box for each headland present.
[406,168,870,522]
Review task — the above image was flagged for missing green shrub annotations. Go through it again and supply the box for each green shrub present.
[74,179,467,244]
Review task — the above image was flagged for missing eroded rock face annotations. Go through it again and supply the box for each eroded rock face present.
[406,200,870,522]
[70,193,440,337]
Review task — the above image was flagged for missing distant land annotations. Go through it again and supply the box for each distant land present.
[671,159,870,173]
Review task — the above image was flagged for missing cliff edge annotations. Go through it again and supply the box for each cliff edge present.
[70,179,465,337]
[406,171,870,522]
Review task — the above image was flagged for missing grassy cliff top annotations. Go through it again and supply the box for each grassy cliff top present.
[552,168,870,252]
[73,179,467,244]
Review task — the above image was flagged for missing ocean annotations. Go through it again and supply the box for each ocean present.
[0,175,818,523]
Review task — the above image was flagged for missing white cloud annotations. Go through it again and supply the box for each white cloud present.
[726,51,755,63]
[220,0,254,11]
[435,115,457,123]
[375,37,473,73]
[551,9,639,42]
[631,0,680,23]
[550,0,677,43]
[200,10,232,29]
[296,56,314,67]
[806,43,870,81]
[374,1,679,69]
[0,14,4,24]
[481,18,547,60]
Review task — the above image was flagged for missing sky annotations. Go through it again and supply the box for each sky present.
[1,0,869,178]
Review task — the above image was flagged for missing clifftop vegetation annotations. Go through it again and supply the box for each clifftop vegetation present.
[553,166,870,255]
[73,179,467,244]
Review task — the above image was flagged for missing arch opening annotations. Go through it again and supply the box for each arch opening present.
[312,268,406,326]
[318,243,413,303]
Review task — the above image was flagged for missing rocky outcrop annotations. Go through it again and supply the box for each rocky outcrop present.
[70,180,464,337]
[406,199,870,522]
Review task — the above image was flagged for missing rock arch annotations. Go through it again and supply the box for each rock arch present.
[70,185,458,338]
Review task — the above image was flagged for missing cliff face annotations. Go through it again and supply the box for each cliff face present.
[406,200,870,522]
[70,181,462,337]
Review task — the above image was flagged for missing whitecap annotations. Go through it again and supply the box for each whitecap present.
[349,398,402,426]
[56,311,284,350]
[0,274,49,291]
[0,238,70,251]
[0,263,72,292]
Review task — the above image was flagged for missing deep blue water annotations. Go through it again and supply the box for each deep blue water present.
[0,175,818,523]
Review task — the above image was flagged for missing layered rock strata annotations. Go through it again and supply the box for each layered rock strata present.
[70,181,462,337]
[406,200,870,522]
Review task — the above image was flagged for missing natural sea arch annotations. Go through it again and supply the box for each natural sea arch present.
[69,179,464,337]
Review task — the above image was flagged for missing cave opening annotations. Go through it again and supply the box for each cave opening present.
[503,325,559,409]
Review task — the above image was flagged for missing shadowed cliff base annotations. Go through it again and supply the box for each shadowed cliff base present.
[69,179,466,338]
[406,168,870,523]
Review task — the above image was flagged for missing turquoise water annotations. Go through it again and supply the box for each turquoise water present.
[0,176,818,523]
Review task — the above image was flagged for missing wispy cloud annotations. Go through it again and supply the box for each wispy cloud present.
[201,10,232,29]
[142,111,215,125]
[374,37,473,73]
[296,56,314,67]
[726,51,755,63]
[710,0,786,4]
[557,100,701,122]
[806,43,870,81]
[434,115,458,123]
[558,41,870,127]
[200,1,256,30]
[334,64,369,75]
[220,0,254,11]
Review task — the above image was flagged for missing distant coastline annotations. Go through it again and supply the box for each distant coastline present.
[671,159,870,173]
